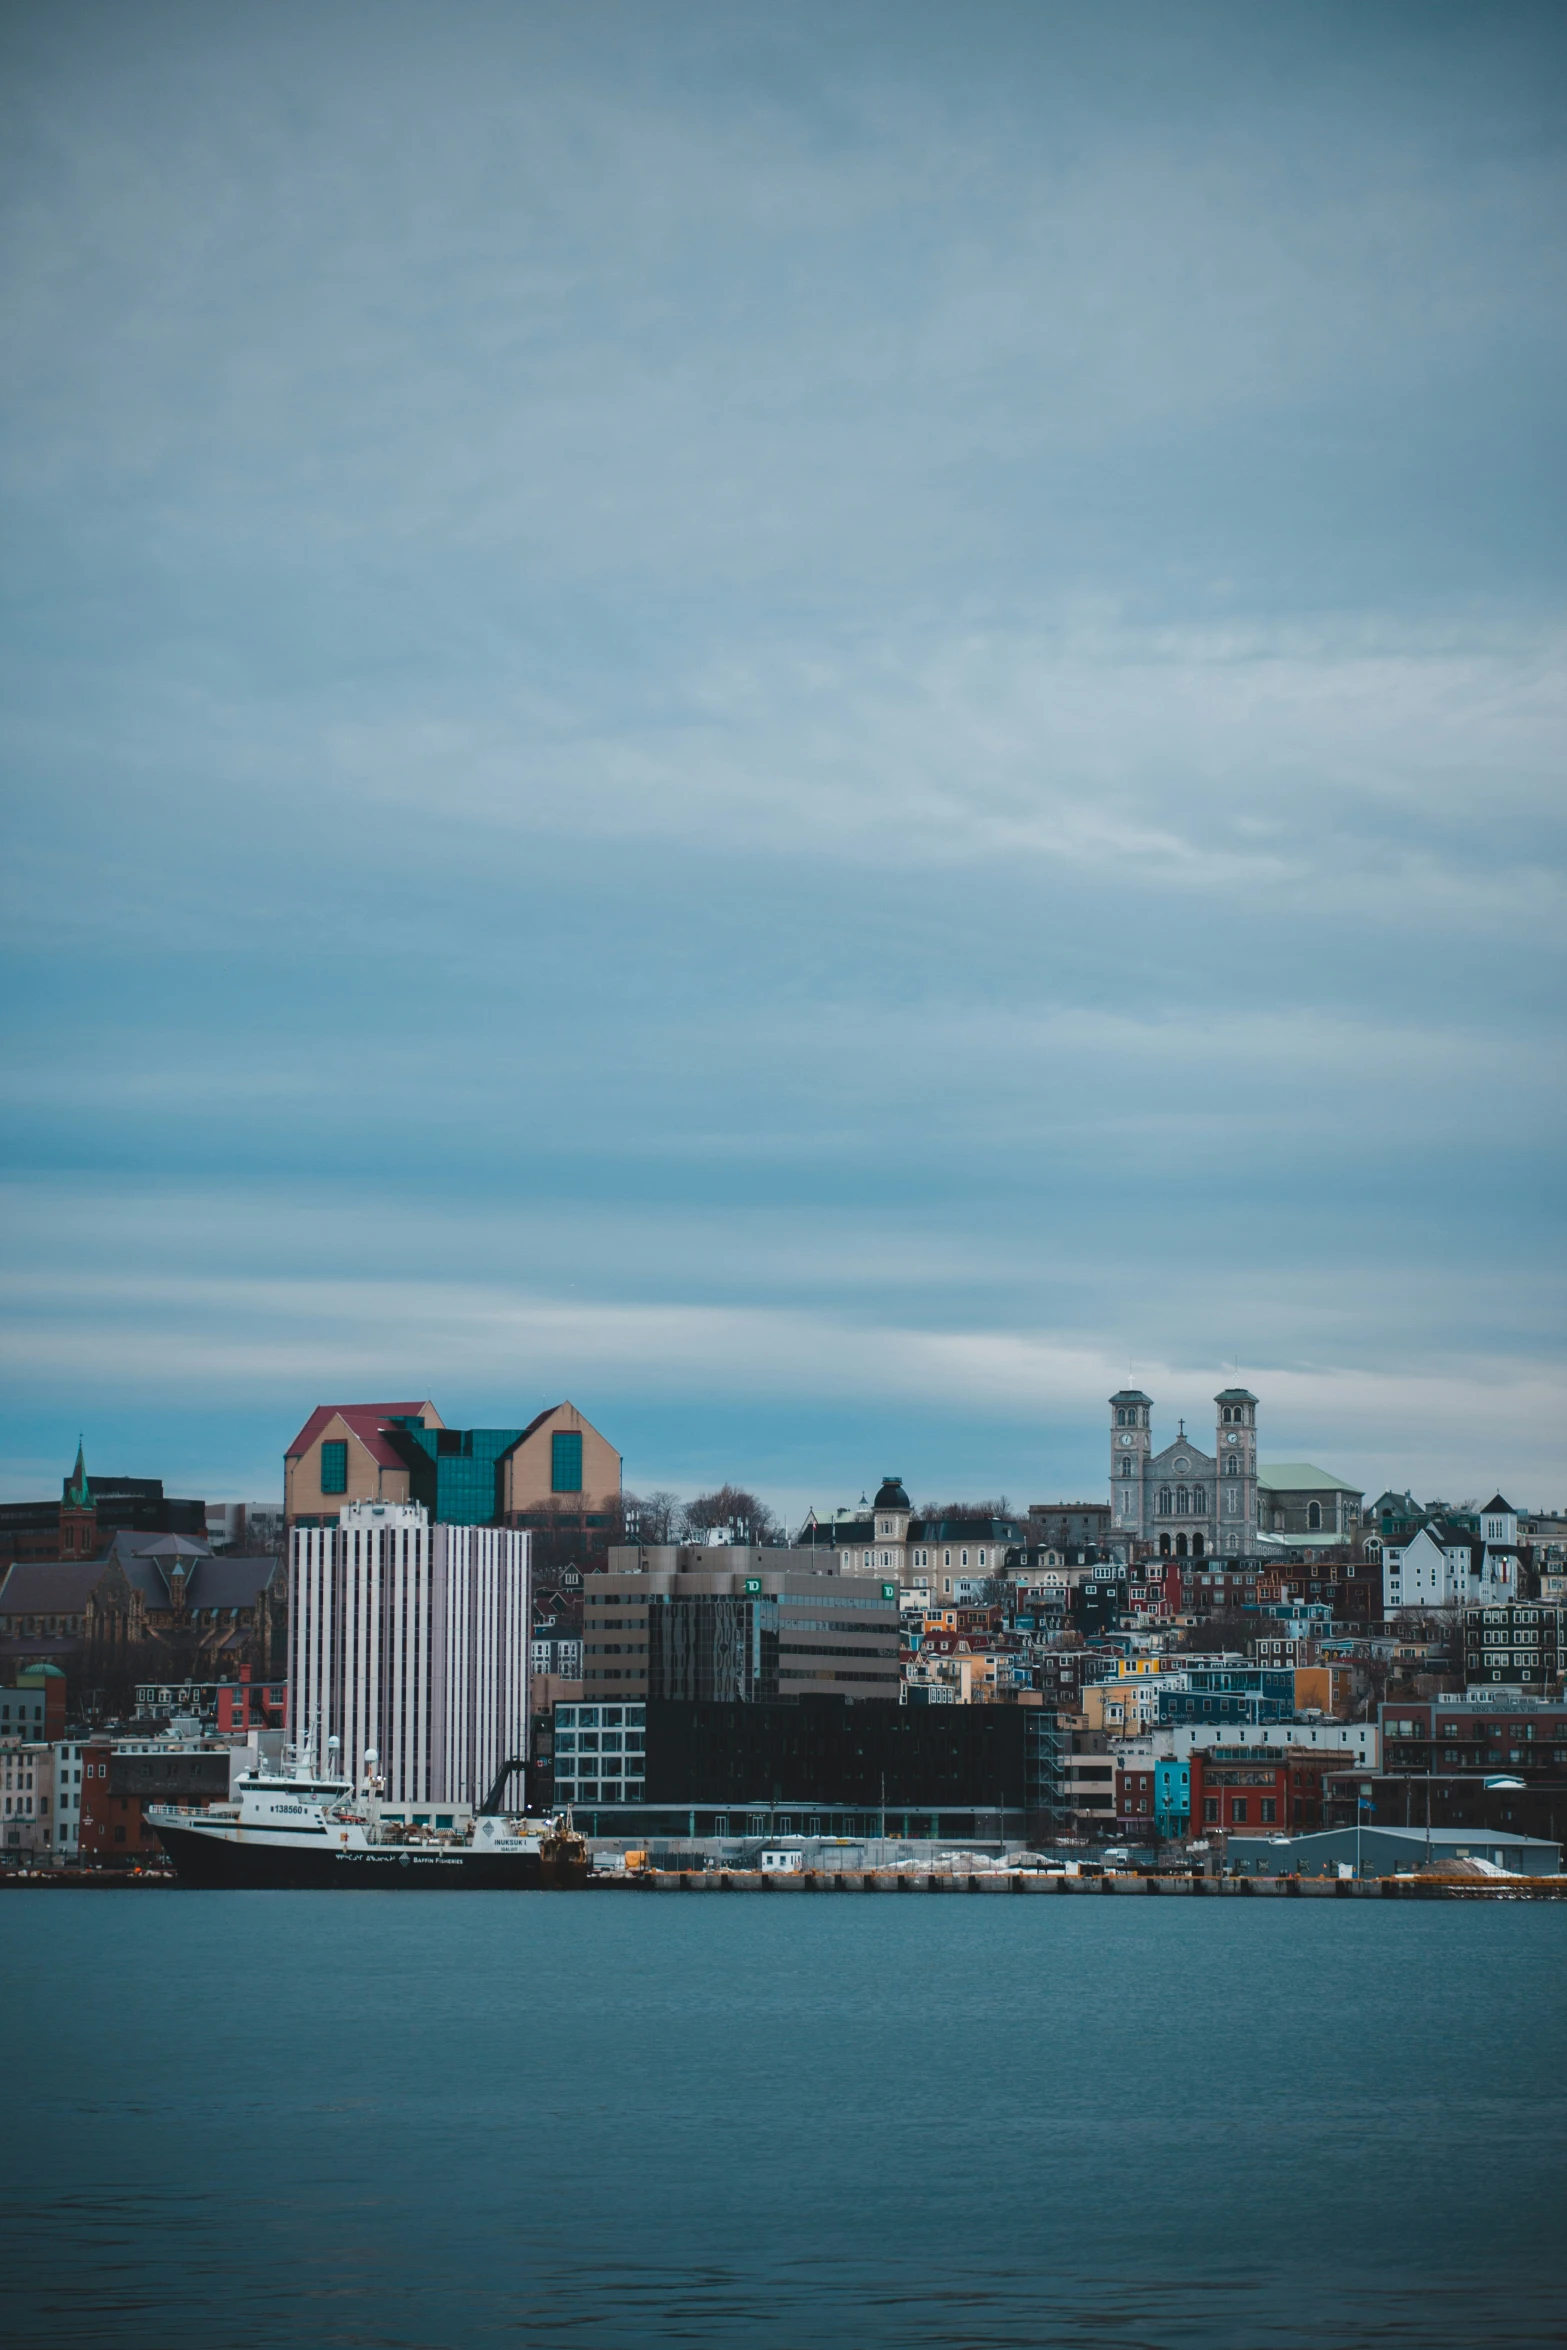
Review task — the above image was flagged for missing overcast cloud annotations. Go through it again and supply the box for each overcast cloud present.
[1,2,1563,1513]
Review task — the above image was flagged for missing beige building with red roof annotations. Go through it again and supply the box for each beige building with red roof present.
[284,1402,444,1523]
[284,1400,620,1539]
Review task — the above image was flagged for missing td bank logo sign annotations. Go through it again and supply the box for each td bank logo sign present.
[882,1583,897,1601]
[743,1577,763,1595]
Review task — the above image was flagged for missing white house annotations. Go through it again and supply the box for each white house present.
[1382,1506,1516,1617]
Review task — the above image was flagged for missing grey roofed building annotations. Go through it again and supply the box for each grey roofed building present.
[1228,1825,1561,1877]
[794,1482,1027,1595]
[106,1531,284,1637]
[0,1558,115,1622]
[1255,1462,1364,1547]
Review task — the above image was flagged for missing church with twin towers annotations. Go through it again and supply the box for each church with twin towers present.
[1109,1386,1259,1559]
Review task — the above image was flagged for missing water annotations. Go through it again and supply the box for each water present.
[3,1891,1563,2349]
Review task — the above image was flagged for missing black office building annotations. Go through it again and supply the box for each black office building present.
[553,1696,1063,1842]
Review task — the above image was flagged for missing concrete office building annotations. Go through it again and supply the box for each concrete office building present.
[289,1502,530,1809]
[590,1550,902,1702]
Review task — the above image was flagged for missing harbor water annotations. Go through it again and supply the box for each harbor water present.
[3,1891,1563,2349]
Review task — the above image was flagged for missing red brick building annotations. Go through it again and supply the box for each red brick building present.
[215,1669,287,1736]
[77,1741,233,1867]
[1192,1746,1337,1835]
[1116,1761,1159,1831]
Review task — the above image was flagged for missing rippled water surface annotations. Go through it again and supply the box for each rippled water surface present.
[3,1890,1563,2348]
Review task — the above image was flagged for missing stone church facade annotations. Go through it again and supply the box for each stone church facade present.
[1109,1387,1259,1559]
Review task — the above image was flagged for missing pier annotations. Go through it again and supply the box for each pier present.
[590,1867,1567,1900]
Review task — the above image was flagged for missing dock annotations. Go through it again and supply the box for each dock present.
[590,1867,1567,1900]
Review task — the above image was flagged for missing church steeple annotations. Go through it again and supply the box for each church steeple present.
[60,1437,98,1560]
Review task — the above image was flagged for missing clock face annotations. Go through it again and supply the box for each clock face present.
[1226,1433,1238,1444]
[1118,1435,1134,1448]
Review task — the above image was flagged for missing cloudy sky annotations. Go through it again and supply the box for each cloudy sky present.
[1,2,1563,1516]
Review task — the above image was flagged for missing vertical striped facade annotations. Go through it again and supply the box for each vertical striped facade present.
[289,1504,529,1806]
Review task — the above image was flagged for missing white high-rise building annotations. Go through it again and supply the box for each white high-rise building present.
[289,1502,529,1807]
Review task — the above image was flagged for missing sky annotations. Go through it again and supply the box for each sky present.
[1,2,1563,1519]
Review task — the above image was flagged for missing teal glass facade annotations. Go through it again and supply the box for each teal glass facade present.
[551,1431,583,1493]
[387,1424,525,1526]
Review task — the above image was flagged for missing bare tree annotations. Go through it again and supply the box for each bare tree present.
[919,1497,1013,1520]
[621,1490,683,1545]
[682,1486,782,1545]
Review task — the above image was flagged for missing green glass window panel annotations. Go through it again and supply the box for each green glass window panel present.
[552,1431,583,1493]
[320,1440,348,1495]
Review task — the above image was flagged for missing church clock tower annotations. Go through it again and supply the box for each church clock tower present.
[1109,1390,1152,1547]
[1214,1388,1258,1558]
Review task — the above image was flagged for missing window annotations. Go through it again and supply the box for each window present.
[1203,1798,1219,1823]
[1260,1798,1276,1823]
[1307,1502,1322,1531]
[320,1440,348,1496]
[1192,1488,1205,1513]
[1158,1488,1172,1515]
[1231,1799,1248,1824]
[552,1430,583,1494]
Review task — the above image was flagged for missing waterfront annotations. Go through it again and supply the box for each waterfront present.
[3,1896,1563,2349]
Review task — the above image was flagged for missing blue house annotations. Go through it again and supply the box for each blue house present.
[1154,1756,1190,1837]
[1158,1665,1296,1726]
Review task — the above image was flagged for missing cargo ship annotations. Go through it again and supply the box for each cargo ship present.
[148,1743,587,1890]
